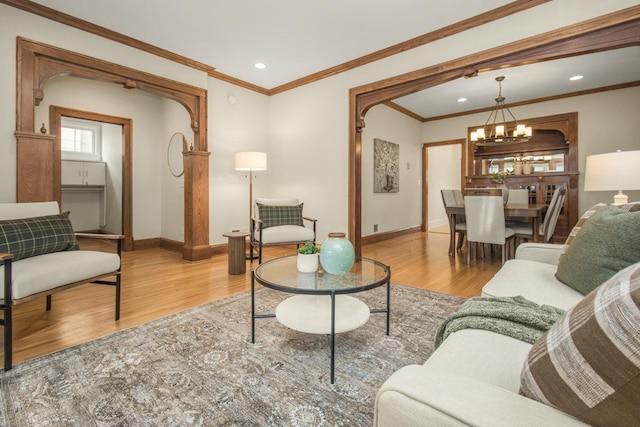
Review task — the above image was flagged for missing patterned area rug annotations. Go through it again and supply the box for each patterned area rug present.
[0,284,464,426]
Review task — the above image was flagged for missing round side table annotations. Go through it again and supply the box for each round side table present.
[223,231,250,274]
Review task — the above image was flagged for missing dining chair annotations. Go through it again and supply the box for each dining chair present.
[510,187,566,245]
[440,189,466,251]
[507,189,529,204]
[463,195,515,266]
[463,188,503,197]
[505,188,530,227]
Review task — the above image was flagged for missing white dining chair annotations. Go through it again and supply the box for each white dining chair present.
[507,189,529,204]
[464,195,515,266]
[511,187,566,244]
[505,188,530,226]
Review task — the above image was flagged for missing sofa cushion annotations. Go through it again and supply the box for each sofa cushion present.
[520,262,640,427]
[482,259,584,310]
[555,205,640,295]
[0,250,121,300]
[256,203,304,228]
[0,212,79,262]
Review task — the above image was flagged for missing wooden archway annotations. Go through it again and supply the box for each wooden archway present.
[349,9,640,256]
[15,37,210,261]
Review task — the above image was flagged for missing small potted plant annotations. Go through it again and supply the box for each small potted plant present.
[489,170,512,204]
[297,241,319,272]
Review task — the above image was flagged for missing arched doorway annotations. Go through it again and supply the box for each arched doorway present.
[348,12,639,256]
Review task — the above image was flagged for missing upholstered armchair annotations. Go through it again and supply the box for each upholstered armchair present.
[0,201,122,371]
[250,198,317,263]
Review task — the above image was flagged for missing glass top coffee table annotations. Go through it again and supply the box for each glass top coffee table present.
[251,256,391,384]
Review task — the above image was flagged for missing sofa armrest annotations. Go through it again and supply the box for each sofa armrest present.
[374,367,587,427]
[0,252,14,262]
[515,243,563,265]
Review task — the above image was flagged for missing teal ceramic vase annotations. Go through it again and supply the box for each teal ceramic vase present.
[320,232,355,275]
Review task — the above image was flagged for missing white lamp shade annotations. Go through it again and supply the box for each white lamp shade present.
[235,151,267,171]
[584,150,640,192]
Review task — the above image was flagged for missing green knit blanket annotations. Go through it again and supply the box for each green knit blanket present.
[434,296,564,349]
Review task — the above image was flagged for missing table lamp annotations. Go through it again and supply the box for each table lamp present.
[584,149,640,205]
[235,151,267,233]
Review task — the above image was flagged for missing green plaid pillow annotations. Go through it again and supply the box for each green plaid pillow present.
[0,212,79,262]
[257,203,304,229]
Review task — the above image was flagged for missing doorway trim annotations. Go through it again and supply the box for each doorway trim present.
[50,106,134,250]
[15,37,210,260]
[422,139,466,232]
[349,9,640,256]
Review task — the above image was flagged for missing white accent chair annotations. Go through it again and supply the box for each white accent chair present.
[250,198,317,263]
[510,187,566,244]
[0,201,123,371]
[464,195,515,266]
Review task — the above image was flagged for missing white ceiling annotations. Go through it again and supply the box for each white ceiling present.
[28,0,640,119]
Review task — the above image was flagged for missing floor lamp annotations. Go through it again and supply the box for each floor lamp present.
[235,152,267,258]
[584,149,640,205]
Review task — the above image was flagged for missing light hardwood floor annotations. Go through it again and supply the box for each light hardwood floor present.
[5,231,503,367]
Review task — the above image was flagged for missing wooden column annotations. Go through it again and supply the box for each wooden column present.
[15,131,57,202]
[183,150,211,261]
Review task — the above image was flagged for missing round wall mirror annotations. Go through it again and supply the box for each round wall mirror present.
[167,132,188,177]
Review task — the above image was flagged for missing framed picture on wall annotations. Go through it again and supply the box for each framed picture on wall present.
[374,138,399,193]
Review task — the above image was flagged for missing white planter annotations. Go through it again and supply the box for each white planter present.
[297,253,319,273]
[513,162,523,175]
[523,163,533,174]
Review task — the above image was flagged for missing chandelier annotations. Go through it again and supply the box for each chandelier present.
[470,76,531,145]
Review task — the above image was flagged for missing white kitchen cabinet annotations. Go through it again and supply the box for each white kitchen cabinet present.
[61,160,106,186]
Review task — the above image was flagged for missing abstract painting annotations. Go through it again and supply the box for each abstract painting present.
[374,138,399,193]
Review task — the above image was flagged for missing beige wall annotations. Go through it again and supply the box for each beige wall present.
[1,1,637,245]
[423,86,640,215]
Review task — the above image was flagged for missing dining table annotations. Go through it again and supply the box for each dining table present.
[444,202,548,258]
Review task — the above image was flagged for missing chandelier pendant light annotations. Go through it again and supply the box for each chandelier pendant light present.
[471,76,532,145]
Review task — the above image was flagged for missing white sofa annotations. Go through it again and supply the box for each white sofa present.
[374,242,589,427]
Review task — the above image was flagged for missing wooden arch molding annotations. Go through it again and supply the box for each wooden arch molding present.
[348,8,640,256]
[15,37,211,261]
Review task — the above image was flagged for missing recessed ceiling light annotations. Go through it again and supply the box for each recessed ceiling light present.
[569,75,583,81]
[254,63,266,69]
[457,97,467,103]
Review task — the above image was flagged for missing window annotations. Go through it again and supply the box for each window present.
[61,117,102,160]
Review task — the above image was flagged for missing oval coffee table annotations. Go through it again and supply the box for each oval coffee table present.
[251,256,391,384]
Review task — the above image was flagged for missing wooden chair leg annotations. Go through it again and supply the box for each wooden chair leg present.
[466,240,471,266]
[456,232,465,251]
[3,304,12,372]
[115,273,121,321]
[3,261,13,371]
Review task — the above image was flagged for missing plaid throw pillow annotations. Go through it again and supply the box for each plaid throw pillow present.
[257,203,304,229]
[0,212,79,262]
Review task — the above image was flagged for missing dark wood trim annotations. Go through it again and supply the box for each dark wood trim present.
[349,8,640,256]
[269,0,549,95]
[382,101,424,122]
[50,106,134,251]
[1,0,546,96]
[361,226,421,245]
[1,0,216,76]
[423,81,640,122]
[15,37,210,261]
